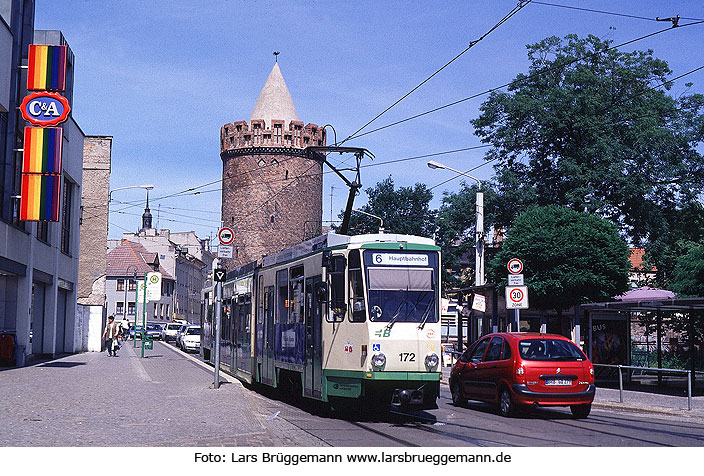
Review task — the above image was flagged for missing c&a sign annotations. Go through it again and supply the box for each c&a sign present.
[20,91,71,127]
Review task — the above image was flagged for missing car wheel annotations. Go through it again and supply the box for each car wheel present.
[499,388,516,417]
[451,380,467,407]
[570,403,591,419]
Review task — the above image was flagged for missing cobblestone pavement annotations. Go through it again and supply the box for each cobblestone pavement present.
[0,340,325,447]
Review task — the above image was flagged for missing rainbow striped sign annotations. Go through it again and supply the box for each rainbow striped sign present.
[27,44,67,91]
[20,173,61,221]
[22,127,63,174]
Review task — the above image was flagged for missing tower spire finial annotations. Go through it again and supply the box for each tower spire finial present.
[273,51,280,63]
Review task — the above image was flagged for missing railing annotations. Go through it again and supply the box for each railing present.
[593,363,696,411]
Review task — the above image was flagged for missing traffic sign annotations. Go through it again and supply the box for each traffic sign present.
[505,286,529,309]
[218,227,234,245]
[214,268,227,283]
[507,258,523,274]
[218,245,233,258]
[508,273,524,286]
[146,272,162,301]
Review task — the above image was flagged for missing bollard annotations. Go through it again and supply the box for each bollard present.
[618,365,624,403]
[688,371,692,411]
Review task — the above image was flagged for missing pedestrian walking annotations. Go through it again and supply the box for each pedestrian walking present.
[102,315,120,357]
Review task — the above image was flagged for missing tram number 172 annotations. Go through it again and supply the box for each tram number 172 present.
[399,352,416,362]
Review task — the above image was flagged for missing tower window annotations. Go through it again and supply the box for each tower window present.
[258,158,266,167]
[270,215,274,223]
[271,159,279,167]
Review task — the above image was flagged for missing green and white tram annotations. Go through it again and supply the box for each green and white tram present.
[201,232,442,409]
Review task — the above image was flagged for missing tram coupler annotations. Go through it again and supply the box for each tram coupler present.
[391,385,426,407]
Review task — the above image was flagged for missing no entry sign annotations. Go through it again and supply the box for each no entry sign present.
[507,258,523,274]
[218,227,234,245]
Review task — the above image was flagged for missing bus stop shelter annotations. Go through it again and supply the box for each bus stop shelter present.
[582,295,704,388]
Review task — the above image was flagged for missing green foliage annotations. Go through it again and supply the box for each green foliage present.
[670,244,704,297]
[471,34,704,286]
[336,177,436,237]
[488,205,630,311]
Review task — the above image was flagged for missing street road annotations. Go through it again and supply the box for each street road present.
[160,341,704,447]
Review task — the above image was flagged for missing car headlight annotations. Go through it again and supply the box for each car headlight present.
[425,352,439,370]
[371,352,386,370]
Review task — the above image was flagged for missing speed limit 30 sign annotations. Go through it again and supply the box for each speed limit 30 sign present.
[505,286,529,309]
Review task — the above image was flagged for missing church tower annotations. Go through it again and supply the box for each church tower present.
[220,62,325,269]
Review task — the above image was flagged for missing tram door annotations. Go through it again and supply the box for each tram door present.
[304,276,323,398]
[262,286,275,385]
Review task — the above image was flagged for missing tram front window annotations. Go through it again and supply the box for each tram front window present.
[367,268,436,323]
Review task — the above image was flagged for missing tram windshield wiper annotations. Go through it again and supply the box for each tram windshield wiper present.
[417,303,433,330]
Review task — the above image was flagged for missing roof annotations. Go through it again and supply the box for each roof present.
[629,248,656,272]
[106,240,173,280]
[250,62,298,128]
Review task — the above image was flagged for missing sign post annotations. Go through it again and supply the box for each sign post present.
[212,263,226,389]
[141,272,148,357]
[507,259,525,332]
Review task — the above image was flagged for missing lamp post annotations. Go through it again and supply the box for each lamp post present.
[427,160,484,287]
[352,209,384,233]
[108,184,154,204]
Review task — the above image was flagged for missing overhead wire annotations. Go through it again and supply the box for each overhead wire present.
[338,0,532,145]
[343,18,704,142]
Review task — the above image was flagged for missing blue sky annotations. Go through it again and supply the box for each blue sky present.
[34,1,704,241]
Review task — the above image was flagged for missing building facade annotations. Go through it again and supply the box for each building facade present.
[75,135,112,352]
[1,0,85,365]
[108,228,214,324]
[220,62,324,269]
[105,240,175,324]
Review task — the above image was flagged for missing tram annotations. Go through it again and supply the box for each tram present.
[201,232,442,409]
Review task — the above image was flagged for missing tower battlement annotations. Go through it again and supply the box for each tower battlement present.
[220,119,325,153]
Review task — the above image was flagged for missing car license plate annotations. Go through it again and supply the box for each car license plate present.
[545,379,572,386]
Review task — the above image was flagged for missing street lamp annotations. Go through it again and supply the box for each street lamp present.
[352,209,384,233]
[108,184,154,203]
[427,160,484,286]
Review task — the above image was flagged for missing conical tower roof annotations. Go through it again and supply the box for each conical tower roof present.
[250,62,298,128]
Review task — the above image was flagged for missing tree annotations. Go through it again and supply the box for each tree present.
[472,34,704,285]
[337,177,436,237]
[488,206,630,333]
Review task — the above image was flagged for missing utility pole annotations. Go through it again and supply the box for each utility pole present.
[330,185,336,227]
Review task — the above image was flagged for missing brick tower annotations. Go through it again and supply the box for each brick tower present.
[220,62,325,269]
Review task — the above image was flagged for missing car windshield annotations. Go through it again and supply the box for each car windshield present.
[366,268,436,323]
[518,338,586,361]
[186,328,201,335]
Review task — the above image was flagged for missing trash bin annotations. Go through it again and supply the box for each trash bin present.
[143,335,153,350]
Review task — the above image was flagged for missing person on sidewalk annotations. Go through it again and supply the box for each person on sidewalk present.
[120,316,131,341]
[102,315,120,357]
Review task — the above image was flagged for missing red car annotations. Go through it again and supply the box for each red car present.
[449,332,595,418]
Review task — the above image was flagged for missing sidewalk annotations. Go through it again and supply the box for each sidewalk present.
[440,366,704,422]
[0,340,324,446]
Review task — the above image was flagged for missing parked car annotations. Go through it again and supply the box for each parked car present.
[179,326,201,353]
[449,332,595,418]
[128,325,144,339]
[144,324,163,340]
[160,322,183,342]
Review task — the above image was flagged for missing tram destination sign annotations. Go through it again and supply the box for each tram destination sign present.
[372,253,428,266]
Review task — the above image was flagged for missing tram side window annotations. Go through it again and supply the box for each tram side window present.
[277,269,289,324]
[290,266,305,323]
[327,255,346,322]
[348,249,365,322]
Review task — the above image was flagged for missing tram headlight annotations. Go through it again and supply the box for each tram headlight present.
[371,352,386,370]
[425,352,439,370]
